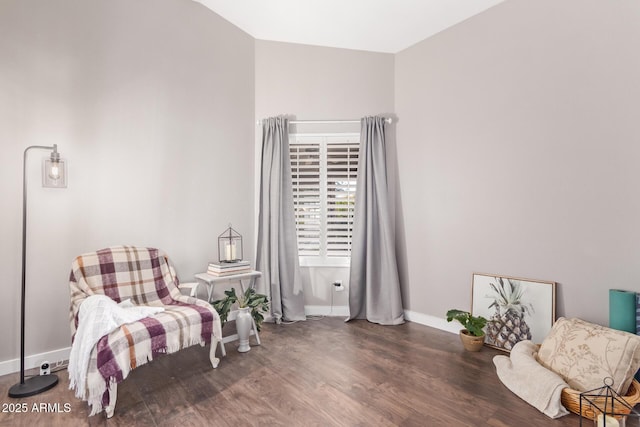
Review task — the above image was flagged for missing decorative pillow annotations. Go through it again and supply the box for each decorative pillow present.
[537,317,640,395]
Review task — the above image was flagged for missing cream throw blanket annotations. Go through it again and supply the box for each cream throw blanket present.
[68,295,164,400]
[493,340,569,419]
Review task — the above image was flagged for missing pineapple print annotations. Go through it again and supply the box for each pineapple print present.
[485,277,533,350]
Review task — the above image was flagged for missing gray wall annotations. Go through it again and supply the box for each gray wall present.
[0,0,255,365]
[395,0,640,327]
[254,40,395,311]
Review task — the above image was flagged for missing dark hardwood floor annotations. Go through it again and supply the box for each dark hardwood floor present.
[0,317,580,426]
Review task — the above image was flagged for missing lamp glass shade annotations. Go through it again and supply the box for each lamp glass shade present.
[218,226,243,263]
[42,158,67,188]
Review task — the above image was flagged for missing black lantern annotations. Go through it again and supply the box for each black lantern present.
[218,224,243,263]
[579,377,640,427]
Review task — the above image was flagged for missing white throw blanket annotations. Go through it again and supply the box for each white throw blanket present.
[68,295,164,400]
[493,340,570,419]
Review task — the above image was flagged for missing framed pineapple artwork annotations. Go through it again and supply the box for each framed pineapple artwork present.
[471,273,556,352]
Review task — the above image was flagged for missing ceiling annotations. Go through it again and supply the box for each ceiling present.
[194,0,505,53]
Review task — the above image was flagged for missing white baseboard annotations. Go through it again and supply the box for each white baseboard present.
[0,347,71,377]
[404,310,459,335]
[305,305,349,317]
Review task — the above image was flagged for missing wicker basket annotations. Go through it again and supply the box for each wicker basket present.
[561,379,640,419]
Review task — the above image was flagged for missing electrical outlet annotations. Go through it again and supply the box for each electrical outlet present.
[40,361,50,376]
[333,280,345,292]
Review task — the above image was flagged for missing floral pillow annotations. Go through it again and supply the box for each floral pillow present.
[537,317,640,394]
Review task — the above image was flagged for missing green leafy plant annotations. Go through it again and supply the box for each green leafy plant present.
[212,288,269,331]
[446,309,487,337]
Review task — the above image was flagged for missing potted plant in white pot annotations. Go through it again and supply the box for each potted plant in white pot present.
[212,287,269,353]
[446,309,487,352]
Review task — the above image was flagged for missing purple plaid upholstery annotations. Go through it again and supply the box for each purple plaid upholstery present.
[69,246,222,416]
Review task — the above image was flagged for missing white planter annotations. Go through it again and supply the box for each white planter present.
[236,307,252,353]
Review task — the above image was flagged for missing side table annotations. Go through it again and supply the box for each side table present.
[180,270,262,357]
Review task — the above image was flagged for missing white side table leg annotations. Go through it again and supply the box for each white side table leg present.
[240,277,261,345]
[252,317,261,345]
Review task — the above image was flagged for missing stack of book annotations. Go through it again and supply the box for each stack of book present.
[207,260,251,277]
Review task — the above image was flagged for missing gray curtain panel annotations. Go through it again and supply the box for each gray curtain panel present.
[348,116,405,325]
[256,116,306,322]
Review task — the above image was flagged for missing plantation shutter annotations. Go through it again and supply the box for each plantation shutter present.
[326,140,359,257]
[290,134,359,261]
[290,141,321,256]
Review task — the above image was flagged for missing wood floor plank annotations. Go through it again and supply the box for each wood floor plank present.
[0,317,583,426]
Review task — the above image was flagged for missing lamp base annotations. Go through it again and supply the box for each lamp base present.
[8,374,58,398]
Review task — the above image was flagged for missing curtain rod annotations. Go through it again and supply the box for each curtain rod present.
[256,118,392,126]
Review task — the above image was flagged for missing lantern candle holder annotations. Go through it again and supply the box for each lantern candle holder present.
[218,224,243,263]
[579,377,640,427]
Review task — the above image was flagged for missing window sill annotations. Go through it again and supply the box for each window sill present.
[299,258,350,268]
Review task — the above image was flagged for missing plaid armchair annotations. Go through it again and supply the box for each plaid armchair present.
[69,246,222,417]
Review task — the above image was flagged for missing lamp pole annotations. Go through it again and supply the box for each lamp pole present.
[9,145,61,398]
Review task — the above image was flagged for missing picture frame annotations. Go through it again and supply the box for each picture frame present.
[471,273,556,352]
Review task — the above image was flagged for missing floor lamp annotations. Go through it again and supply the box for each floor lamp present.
[9,144,67,398]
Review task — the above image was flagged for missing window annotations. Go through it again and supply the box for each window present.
[290,134,359,265]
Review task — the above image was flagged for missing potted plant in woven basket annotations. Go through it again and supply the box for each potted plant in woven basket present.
[446,309,487,352]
